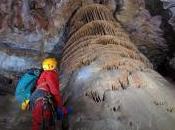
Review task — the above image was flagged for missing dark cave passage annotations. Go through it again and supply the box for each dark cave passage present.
[145,0,175,81]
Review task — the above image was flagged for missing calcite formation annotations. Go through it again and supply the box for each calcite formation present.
[0,1,175,130]
[61,4,175,130]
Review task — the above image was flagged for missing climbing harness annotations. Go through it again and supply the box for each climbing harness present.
[40,95,57,130]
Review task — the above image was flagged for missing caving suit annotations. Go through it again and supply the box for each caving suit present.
[30,70,65,130]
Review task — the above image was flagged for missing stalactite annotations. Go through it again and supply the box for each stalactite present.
[61,3,175,130]
[68,4,115,36]
[67,20,127,47]
[61,3,153,97]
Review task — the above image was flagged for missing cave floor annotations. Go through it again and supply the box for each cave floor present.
[0,94,64,130]
[0,95,31,130]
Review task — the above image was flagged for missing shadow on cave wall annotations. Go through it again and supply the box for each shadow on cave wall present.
[145,0,175,81]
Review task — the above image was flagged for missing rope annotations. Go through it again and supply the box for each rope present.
[40,95,57,130]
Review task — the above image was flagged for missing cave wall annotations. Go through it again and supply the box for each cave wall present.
[161,0,175,30]
[0,0,83,75]
[115,0,168,69]
[0,0,170,75]
[0,1,175,130]
[142,0,175,78]
[161,0,175,73]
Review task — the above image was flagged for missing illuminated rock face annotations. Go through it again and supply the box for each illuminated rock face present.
[0,0,60,75]
[61,4,175,130]
[0,0,57,32]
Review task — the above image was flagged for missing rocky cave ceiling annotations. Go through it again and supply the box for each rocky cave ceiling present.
[0,0,174,79]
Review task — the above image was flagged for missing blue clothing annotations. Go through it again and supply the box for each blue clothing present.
[29,89,50,110]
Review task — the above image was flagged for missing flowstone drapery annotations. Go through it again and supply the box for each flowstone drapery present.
[61,4,175,130]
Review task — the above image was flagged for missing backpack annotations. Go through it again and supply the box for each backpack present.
[15,68,42,104]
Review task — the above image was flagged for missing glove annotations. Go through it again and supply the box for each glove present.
[67,106,73,115]
[56,106,73,120]
[56,107,64,120]
[21,100,30,111]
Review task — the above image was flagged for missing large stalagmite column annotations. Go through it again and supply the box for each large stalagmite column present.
[61,4,175,130]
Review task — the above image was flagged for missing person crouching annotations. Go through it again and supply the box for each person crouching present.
[29,57,67,130]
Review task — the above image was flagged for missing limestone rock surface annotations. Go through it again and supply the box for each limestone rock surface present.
[61,3,175,130]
